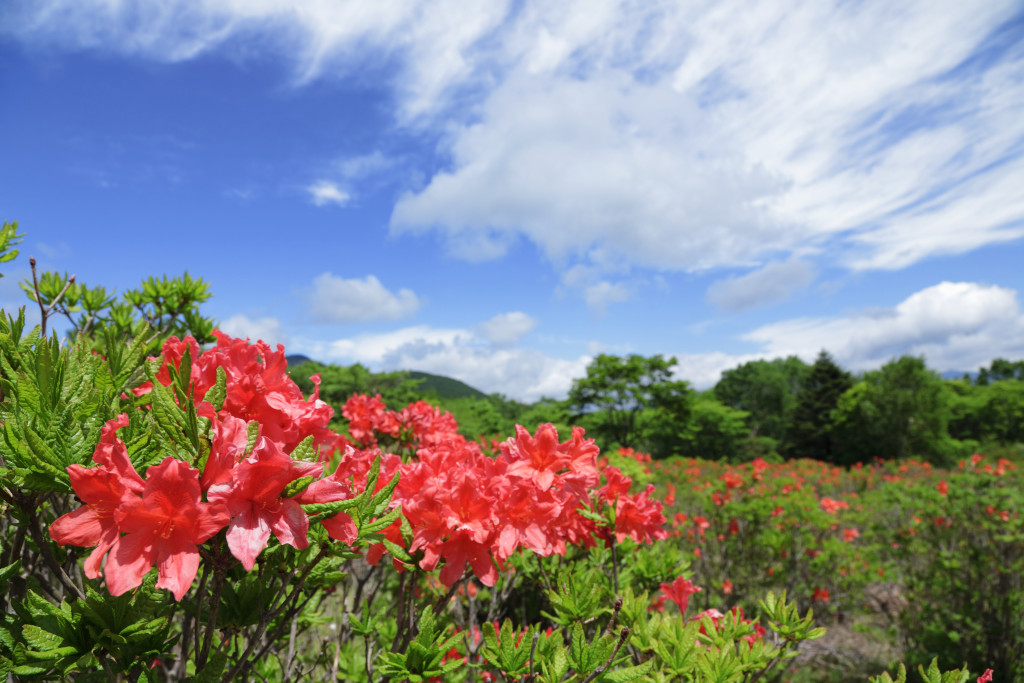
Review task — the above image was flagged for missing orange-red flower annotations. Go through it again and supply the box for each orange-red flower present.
[106,458,229,600]
[207,436,323,571]
[659,575,702,615]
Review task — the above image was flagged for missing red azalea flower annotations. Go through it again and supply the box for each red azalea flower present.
[659,575,702,615]
[978,669,993,683]
[208,436,323,571]
[50,415,145,578]
[106,458,229,601]
[501,423,571,491]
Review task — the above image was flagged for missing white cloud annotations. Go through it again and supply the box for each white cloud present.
[672,282,1024,389]
[670,351,765,390]
[219,314,288,347]
[307,181,350,207]
[583,281,631,315]
[0,0,510,120]
[743,281,1024,373]
[706,260,815,312]
[335,151,396,180]
[6,0,1023,280]
[309,273,419,324]
[386,0,1024,275]
[478,311,536,346]
[301,323,588,402]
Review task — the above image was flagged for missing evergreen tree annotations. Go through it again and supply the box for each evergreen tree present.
[785,351,852,461]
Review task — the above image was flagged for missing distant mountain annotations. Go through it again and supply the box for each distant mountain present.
[286,354,314,367]
[407,371,488,400]
[284,355,487,399]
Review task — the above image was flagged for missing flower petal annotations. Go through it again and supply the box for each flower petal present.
[156,534,201,601]
[225,504,271,571]
[269,499,309,549]
[49,506,105,548]
[105,534,154,597]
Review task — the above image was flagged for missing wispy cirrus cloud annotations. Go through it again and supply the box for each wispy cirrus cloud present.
[706,260,816,312]
[6,0,1023,292]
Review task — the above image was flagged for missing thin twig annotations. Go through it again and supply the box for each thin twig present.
[579,627,629,683]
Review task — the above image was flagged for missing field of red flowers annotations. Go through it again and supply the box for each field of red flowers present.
[2,319,1017,681]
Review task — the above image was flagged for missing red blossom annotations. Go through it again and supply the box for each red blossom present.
[207,436,323,570]
[659,575,702,615]
[107,458,229,600]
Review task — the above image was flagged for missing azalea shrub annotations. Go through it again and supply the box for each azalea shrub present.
[646,453,1024,680]
[0,223,1007,682]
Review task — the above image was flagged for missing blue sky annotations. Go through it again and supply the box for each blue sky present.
[1,0,1023,402]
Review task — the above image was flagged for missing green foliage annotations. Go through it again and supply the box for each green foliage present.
[569,354,693,457]
[833,355,959,465]
[20,262,214,348]
[949,378,1024,446]
[376,609,464,681]
[0,221,24,275]
[673,392,752,460]
[481,620,536,678]
[975,358,1024,385]
[714,356,809,442]
[786,350,853,462]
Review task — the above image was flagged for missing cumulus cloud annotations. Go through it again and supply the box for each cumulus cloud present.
[743,281,1024,373]
[218,314,288,347]
[303,324,588,402]
[672,281,1024,388]
[390,1,1024,277]
[309,273,420,324]
[706,260,816,312]
[478,311,536,346]
[307,181,350,207]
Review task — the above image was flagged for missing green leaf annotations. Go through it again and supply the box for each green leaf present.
[602,658,655,683]
[203,366,228,412]
[289,434,317,463]
[282,476,315,499]
[190,649,228,683]
[21,625,63,651]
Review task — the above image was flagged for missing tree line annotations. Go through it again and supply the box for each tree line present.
[290,353,1024,467]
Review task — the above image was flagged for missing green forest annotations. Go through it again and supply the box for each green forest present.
[289,351,1024,467]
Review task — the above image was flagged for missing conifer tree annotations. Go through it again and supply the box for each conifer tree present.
[785,350,852,461]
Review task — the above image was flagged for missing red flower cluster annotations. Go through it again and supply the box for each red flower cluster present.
[51,332,339,599]
[140,331,341,456]
[51,333,669,599]
[317,410,668,587]
[49,417,231,600]
[342,394,461,451]
[819,497,849,514]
